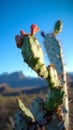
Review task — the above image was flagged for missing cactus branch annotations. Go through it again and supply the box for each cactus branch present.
[42,20,69,129]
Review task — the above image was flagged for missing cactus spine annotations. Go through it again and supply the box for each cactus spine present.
[14,22,69,130]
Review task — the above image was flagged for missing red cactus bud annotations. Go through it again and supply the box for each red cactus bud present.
[31,24,39,35]
[20,30,26,36]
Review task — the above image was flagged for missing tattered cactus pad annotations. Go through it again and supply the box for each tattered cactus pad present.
[16,97,35,122]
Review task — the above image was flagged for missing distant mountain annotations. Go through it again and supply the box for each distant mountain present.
[0,71,73,90]
[0,71,73,96]
[0,71,48,88]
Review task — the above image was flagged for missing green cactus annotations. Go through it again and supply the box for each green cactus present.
[14,22,68,130]
[41,20,69,129]
[16,97,35,122]
[47,65,60,89]
[15,24,48,79]
[54,20,63,35]
[21,35,48,78]
[44,88,64,111]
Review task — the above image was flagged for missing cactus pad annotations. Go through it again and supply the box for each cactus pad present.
[15,24,48,78]
[44,88,64,111]
[16,97,35,122]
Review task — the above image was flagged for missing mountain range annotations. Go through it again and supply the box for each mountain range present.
[0,71,47,88]
[0,71,48,95]
[0,71,73,95]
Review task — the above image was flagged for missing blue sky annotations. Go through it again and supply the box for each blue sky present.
[0,0,73,77]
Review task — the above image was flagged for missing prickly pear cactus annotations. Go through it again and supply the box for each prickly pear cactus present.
[14,111,28,130]
[41,20,69,129]
[14,22,69,130]
[41,20,64,83]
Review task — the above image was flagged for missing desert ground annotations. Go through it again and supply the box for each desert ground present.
[0,86,73,130]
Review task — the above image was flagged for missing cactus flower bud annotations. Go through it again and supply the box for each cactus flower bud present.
[20,30,26,36]
[31,24,39,35]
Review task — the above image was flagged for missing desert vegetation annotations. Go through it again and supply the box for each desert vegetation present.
[0,86,73,130]
[0,92,45,130]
